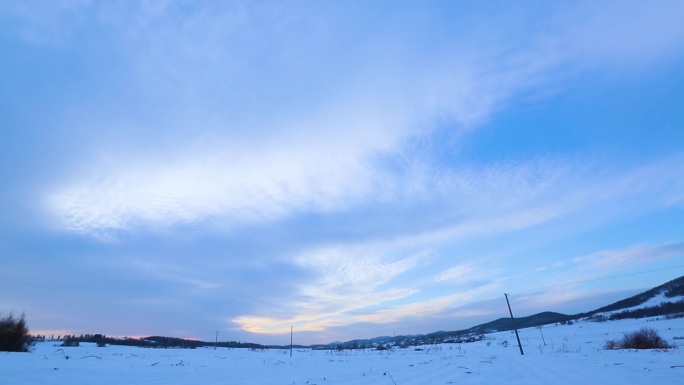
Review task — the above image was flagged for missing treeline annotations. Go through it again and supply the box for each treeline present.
[664,282,684,298]
[54,333,265,350]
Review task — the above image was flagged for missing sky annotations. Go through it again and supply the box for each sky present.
[1,0,684,346]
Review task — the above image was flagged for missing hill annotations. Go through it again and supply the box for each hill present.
[324,275,684,349]
[582,275,684,316]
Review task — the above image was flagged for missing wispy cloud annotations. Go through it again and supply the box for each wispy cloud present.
[434,263,502,289]
[47,133,393,234]
[354,282,502,324]
[574,242,684,270]
[560,0,684,68]
[234,280,501,334]
[38,1,684,236]
[514,288,617,313]
[435,264,478,283]
[131,260,222,291]
[233,246,423,334]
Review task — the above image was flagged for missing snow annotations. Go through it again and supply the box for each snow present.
[594,291,684,319]
[626,293,683,311]
[2,317,682,384]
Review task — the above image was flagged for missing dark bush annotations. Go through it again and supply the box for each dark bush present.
[622,327,671,349]
[0,312,30,352]
[61,338,80,347]
[606,327,672,350]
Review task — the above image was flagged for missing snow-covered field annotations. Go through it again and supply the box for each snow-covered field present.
[2,317,682,384]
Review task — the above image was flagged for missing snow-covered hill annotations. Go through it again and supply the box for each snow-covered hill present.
[596,291,684,318]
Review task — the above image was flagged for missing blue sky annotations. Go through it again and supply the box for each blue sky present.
[1,1,684,345]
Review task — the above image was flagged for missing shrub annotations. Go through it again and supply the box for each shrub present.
[61,338,80,347]
[0,312,30,352]
[621,327,671,349]
[605,327,672,350]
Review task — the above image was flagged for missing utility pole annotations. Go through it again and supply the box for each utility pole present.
[504,293,524,355]
[215,331,219,350]
[290,326,293,357]
[537,326,546,346]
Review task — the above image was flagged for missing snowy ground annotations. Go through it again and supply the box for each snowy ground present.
[2,317,683,384]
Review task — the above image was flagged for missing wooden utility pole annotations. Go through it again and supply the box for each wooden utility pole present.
[504,293,524,355]
[290,326,293,357]
[215,331,219,350]
[537,326,546,346]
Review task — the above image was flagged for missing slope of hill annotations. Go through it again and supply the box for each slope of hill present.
[327,275,684,349]
[584,275,684,315]
[462,311,572,334]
